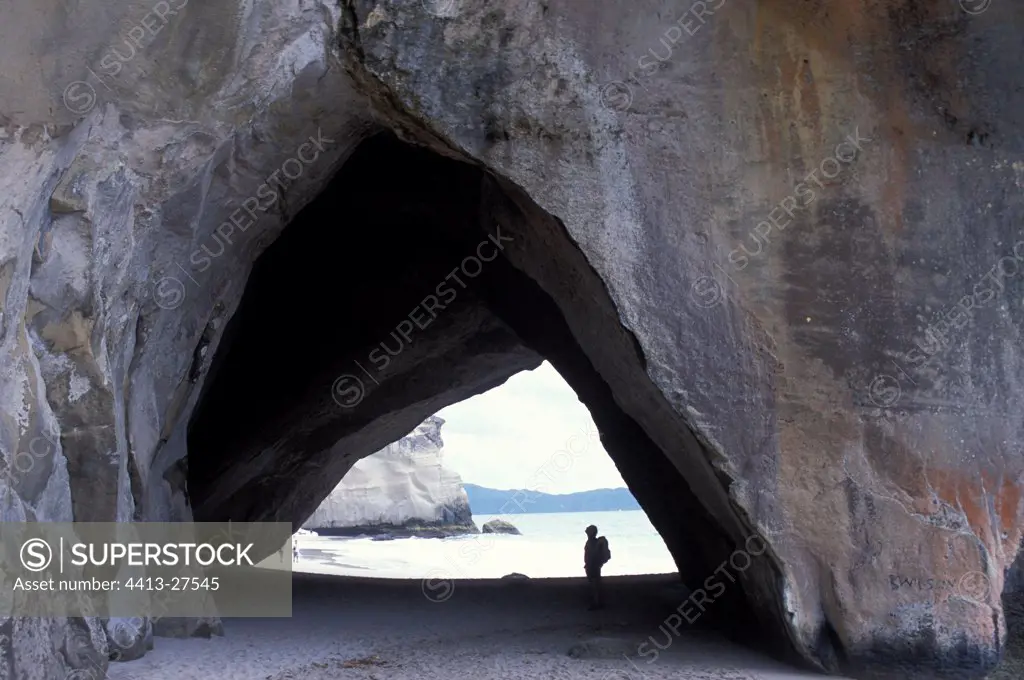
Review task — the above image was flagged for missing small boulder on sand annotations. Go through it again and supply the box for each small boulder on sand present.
[501,572,530,581]
[481,519,521,535]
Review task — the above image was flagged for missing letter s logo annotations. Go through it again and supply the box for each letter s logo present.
[20,539,52,572]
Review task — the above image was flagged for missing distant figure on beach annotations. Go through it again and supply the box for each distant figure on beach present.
[292,541,299,562]
[583,525,611,610]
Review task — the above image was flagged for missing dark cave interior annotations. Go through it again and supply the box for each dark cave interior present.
[184,130,794,668]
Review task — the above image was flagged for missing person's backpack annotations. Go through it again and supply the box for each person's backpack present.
[598,536,611,565]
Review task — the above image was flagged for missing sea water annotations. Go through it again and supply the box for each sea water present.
[293,510,676,579]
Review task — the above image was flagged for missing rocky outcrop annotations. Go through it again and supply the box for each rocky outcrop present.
[2,1,1024,679]
[302,416,476,538]
[105,617,153,662]
[481,519,521,535]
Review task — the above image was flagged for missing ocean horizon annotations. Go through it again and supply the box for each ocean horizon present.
[293,509,677,579]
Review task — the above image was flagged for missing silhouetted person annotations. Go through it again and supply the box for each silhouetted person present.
[584,524,611,610]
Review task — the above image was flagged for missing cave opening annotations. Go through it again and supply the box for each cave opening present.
[184,130,792,669]
[294,360,679,580]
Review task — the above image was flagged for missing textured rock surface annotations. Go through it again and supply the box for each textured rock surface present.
[104,616,153,662]
[481,518,521,535]
[0,0,1023,678]
[338,2,1024,678]
[303,416,476,537]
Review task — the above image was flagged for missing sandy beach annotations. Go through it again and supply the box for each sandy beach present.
[105,572,840,680]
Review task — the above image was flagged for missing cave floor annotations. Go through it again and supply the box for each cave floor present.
[107,572,836,680]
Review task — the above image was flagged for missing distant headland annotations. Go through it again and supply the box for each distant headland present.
[463,484,640,514]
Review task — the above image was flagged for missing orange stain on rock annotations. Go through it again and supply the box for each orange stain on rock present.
[752,0,868,62]
[749,0,972,236]
[928,468,1023,563]
[994,476,1023,538]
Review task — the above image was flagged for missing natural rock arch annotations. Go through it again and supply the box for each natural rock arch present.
[185,128,783,656]
[1,0,1022,678]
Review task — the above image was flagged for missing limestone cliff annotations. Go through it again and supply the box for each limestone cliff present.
[302,416,475,537]
[1,0,1024,678]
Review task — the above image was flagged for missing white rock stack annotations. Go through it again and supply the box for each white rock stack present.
[302,416,476,537]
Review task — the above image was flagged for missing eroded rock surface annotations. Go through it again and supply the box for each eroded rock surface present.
[0,0,1022,678]
[481,519,521,535]
[303,416,477,538]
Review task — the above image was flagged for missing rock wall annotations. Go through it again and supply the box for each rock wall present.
[341,3,1024,675]
[0,1,361,675]
[0,0,1023,678]
[303,416,476,537]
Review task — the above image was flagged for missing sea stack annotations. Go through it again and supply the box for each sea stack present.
[302,416,478,538]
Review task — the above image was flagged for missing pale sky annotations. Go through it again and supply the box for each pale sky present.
[434,361,627,494]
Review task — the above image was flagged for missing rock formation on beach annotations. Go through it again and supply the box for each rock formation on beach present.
[481,519,521,535]
[2,1,1024,678]
[302,416,476,538]
[501,572,529,580]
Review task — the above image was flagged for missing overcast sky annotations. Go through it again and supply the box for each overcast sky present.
[434,361,627,494]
